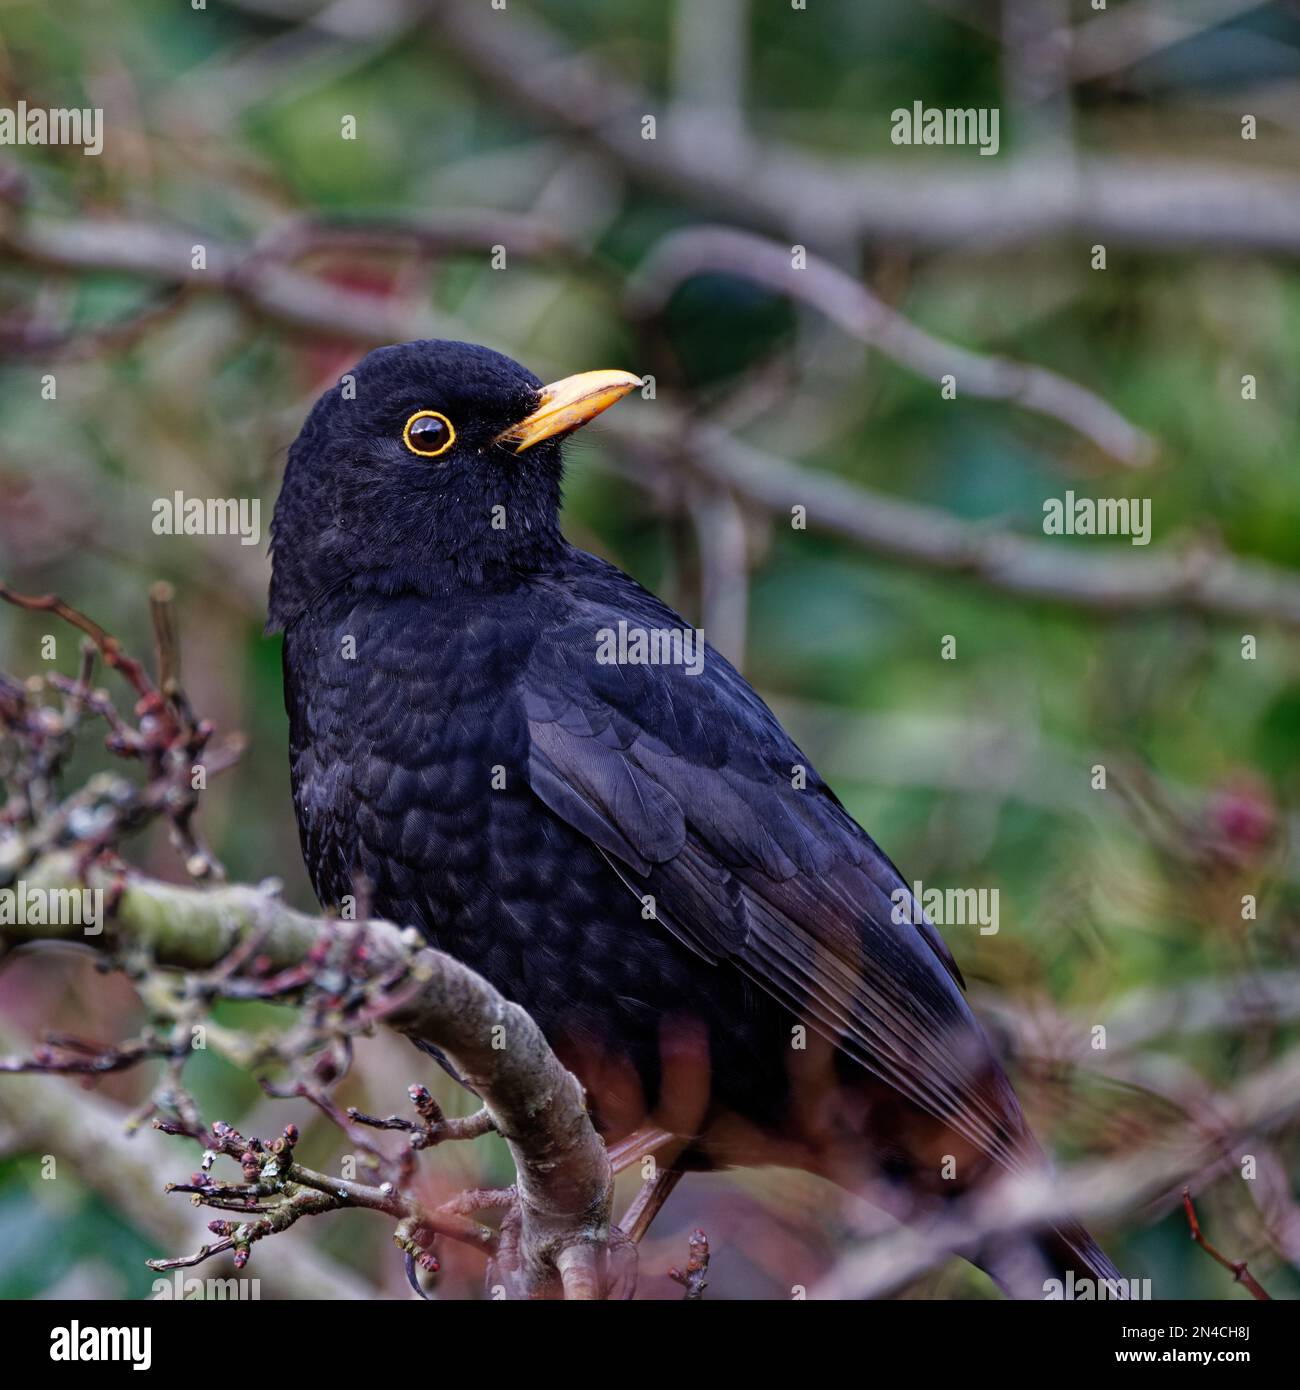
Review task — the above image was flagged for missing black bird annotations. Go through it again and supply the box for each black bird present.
[269,339,1120,1296]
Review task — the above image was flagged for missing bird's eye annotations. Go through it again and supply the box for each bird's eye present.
[403,410,455,458]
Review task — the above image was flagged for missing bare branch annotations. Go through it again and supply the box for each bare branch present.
[2,851,614,1297]
[0,206,439,348]
[668,1228,710,1300]
[628,226,1155,466]
[0,1022,377,1299]
[620,422,1300,630]
[1066,0,1272,90]
[1182,1187,1272,1300]
[813,1040,1300,1299]
[428,0,1300,256]
[687,481,749,669]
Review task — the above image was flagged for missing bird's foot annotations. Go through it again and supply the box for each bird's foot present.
[484,1199,637,1300]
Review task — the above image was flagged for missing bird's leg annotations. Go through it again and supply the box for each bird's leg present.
[620,1165,683,1243]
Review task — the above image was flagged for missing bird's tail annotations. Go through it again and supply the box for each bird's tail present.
[974,1218,1128,1300]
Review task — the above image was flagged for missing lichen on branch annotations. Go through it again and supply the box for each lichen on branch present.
[0,585,621,1298]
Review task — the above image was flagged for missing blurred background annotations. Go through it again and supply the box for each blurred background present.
[2,0,1300,1299]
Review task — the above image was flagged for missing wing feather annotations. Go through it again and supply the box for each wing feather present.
[521,568,1027,1172]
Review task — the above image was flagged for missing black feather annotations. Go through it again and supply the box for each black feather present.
[272,339,1120,1293]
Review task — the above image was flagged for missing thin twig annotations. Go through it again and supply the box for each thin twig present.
[1181,1187,1272,1300]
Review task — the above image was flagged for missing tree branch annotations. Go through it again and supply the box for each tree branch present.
[813,1039,1300,1299]
[640,423,1300,630]
[427,0,1300,256]
[0,1023,378,1300]
[3,851,614,1297]
[628,225,1155,467]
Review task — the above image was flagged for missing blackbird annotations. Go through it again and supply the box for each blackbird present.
[269,339,1120,1297]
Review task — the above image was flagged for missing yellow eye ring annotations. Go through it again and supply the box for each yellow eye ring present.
[402,410,455,458]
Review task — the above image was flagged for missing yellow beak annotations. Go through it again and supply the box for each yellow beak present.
[496,369,642,453]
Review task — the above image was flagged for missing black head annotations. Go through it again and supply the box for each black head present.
[267,339,638,628]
